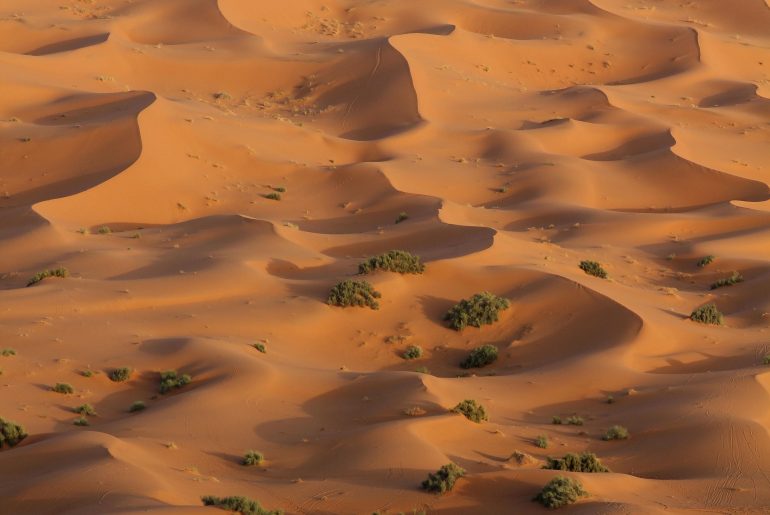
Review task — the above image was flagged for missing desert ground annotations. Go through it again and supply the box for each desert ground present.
[1,0,770,513]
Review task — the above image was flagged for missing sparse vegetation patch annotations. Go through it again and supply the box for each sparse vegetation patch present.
[242,450,264,466]
[201,495,282,515]
[710,272,743,290]
[327,280,381,310]
[403,345,423,360]
[0,418,27,448]
[452,399,488,423]
[534,476,587,508]
[690,304,724,325]
[27,267,68,287]
[544,452,609,473]
[159,370,192,394]
[460,344,498,369]
[603,425,629,441]
[445,292,510,331]
[52,383,74,394]
[579,260,607,279]
[697,255,715,267]
[109,367,133,382]
[421,463,466,494]
[358,250,425,275]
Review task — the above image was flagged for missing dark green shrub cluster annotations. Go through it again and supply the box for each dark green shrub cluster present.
[445,292,510,331]
[109,367,133,382]
[452,399,487,423]
[535,435,548,449]
[690,304,723,325]
[534,476,587,508]
[74,404,96,416]
[710,272,743,290]
[98,225,112,234]
[201,495,282,515]
[544,452,609,473]
[358,250,425,275]
[242,450,264,466]
[263,193,281,201]
[552,416,562,425]
[697,255,715,267]
[0,418,27,448]
[159,370,192,394]
[73,417,89,426]
[395,212,409,224]
[565,415,583,426]
[0,348,16,357]
[27,267,68,287]
[81,369,96,377]
[253,342,267,353]
[403,345,423,360]
[421,463,466,493]
[460,344,498,369]
[579,260,607,279]
[129,401,146,412]
[603,425,629,440]
[52,383,74,394]
[327,280,381,310]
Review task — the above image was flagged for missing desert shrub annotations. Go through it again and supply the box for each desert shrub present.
[421,463,466,493]
[544,452,609,473]
[445,292,510,331]
[552,416,562,425]
[358,250,425,275]
[535,435,549,449]
[710,272,744,290]
[272,186,286,193]
[0,418,27,448]
[201,495,282,515]
[81,369,96,377]
[403,345,423,360]
[452,399,488,423]
[73,417,89,426]
[74,404,96,416]
[606,395,615,404]
[460,344,498,369]
[52,383,74,394]
[263,192,281,201]
[697,255,715,267]
[395,212,409,224]
[0,348,16,357]
[98,225,111,234]
[579,260,607,279]
[242,450,264,466]
[690,304,723,325]
[26,267,68,287]
[327,280,381,310]
[565,415,584,426]
[159,370,192,394]
[764,354,770,366]
[253,343,267,353]
[534,476,587,508]
[404,406,427,416]
[415,366,430,374]
[109,367,132,382]
[129,401,146,412]
[603,425,629,441]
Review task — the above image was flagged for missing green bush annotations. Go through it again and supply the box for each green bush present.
[763,354,770,366]
[0,418,27,448]
[710,272,743,290]
[544,452,609,473]
[603,425,629,441]
[452,399,487,423]
[565,415,584,426]
[73,417,89,426]
[242,450,264,466]
[74,404,96,416]
[690,304,723,325]
[201,495,282,515]
[52,383,74,394]
[395,212,409,224]
[421,463,466,493]
[327,280,381,310]
[403,345,423,360]
[535,435,548,449]
[129,401,146,413]
[552,416,562,425]
[253,342,267,353]
[579,260,607,279]
[26,267,68,287]
[460,344,498,369]
[81,369,96,377]
[263,192,281,201]
[159,370,192,394]
[697,255,715,267]
[358,250,425,275]
[98,225,112,234]
[445,292,510,331]
[109,367,133,382]
[0,348,16,357]
[534,476,587,508]
[415,366,430,374]
[272,186,286,193]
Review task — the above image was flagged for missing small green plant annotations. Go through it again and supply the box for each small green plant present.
[690,304,724,325]
[52,383,74,394]
[81,369,96,377]
[253,342,267,353]
[97,225,111,234]
[201,495,282,515]
[697,255,715,267]
[242,450,264,466]
[445,292,510,331]
[358,250,425,275]
[395,212,409,224]
[129,401,146,412]
[544,452,609,473]
[534,476,587,508]
[460,344,498,369]
[327,280,381,310]
[159,370,192,394]
[26,267,68,287]
[421,463,466,493]
[403,345,423,360]
[535,435,549,449]
[606,395,615,404]
[0,418,27,448]
[763,354,770,365]
[565,415,584,426]
[579,260,607,279]
[0,349,16,357]
[710,272,744,290]
[452,399,487,423]
[263,192,282,201]
[109,367,133,382]
[552,416,562,425]
[415,366,430,374]
[73,417,89,426]
[272,186,286,193]
[603,425,629,441]
[74,404,96,416]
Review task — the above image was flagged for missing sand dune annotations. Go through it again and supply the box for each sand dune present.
[1,0,770,513]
